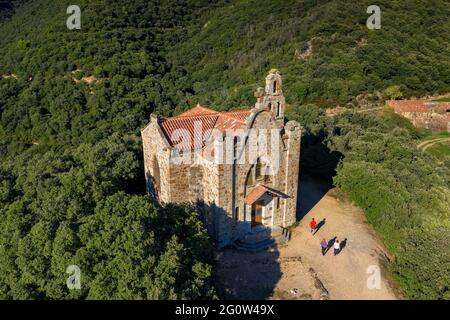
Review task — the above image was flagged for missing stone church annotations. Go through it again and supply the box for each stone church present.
[141,69,301,249]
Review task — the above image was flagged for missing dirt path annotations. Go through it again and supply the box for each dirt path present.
[215,176,401,300]
[419,138,450,153]
[285,176,401,299]
[355,106,383,113]
[417,137,449,151]
[326,107,382,117]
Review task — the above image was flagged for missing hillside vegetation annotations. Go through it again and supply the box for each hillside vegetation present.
[288,105,450,299]
[0,0,449,299]
[168,0,450,110]
[0,0,221,300]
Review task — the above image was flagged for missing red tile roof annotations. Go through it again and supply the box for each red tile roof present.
[387,100,430,113]
[214,109,250,132]
[222,109,251,122]
[160,114,218,150]
[244,184,289,205]
[387,100,450,113]
[159,106,251,151]
[440,102,450,110]
[174,105,219,118]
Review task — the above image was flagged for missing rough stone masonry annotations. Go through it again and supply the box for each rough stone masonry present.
[141,69,301,248]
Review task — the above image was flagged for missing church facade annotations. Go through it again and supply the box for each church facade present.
[141,69,301,248]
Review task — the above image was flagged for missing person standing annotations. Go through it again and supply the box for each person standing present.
[333,239,340,256]
[309,218,317,234]
[320,238,328,256]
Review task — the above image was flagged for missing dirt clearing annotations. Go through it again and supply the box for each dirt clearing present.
[215,176,401,300]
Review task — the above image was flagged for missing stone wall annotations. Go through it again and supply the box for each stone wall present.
[284,121,302,226]
[389,100,450,133]
[397,110,449,132]
[141,114,171,203]
[142,70,302,248]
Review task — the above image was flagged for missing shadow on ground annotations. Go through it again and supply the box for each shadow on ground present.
[197,203,281,300]
[212,131,342,299]
[214,246,281,299]
[297,173,332,221]
[212,172,332,299]
[296,129,342,221]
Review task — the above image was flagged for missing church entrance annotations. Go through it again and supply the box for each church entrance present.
[251,201,263,227]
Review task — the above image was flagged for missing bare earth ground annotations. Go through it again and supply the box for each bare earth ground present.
[215,176,402,300]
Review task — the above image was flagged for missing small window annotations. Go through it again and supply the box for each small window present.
[273,81,277,93]
[234,207,239,220]
[276,197,280,209]
[268,102,272,111]
[276,102,281,117]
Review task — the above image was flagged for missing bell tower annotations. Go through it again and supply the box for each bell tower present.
[255,69,285,127]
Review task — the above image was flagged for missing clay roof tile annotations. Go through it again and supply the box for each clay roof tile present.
[159,106,251,151]
[387,100,430,113]
[244,184,289,205]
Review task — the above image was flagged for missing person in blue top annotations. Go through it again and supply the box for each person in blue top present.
[320,238,328,256]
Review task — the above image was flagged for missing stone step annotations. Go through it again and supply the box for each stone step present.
[244,226,270,236]
[233,226,291,252]
[235,237,273,249]
[242,229,271,244]
[233,238,276,253]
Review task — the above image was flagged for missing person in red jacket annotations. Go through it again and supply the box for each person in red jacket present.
[309,218,317,234]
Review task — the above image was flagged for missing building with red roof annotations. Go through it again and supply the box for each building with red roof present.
[141,70,301,248]
[387,100,450,132]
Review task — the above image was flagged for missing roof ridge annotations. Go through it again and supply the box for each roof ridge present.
[164,107,251,123]
[222,108,252,113]
[173,105,219,118]
[162,113,220,122]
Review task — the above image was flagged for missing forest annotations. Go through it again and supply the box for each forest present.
[0,0,449,299]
